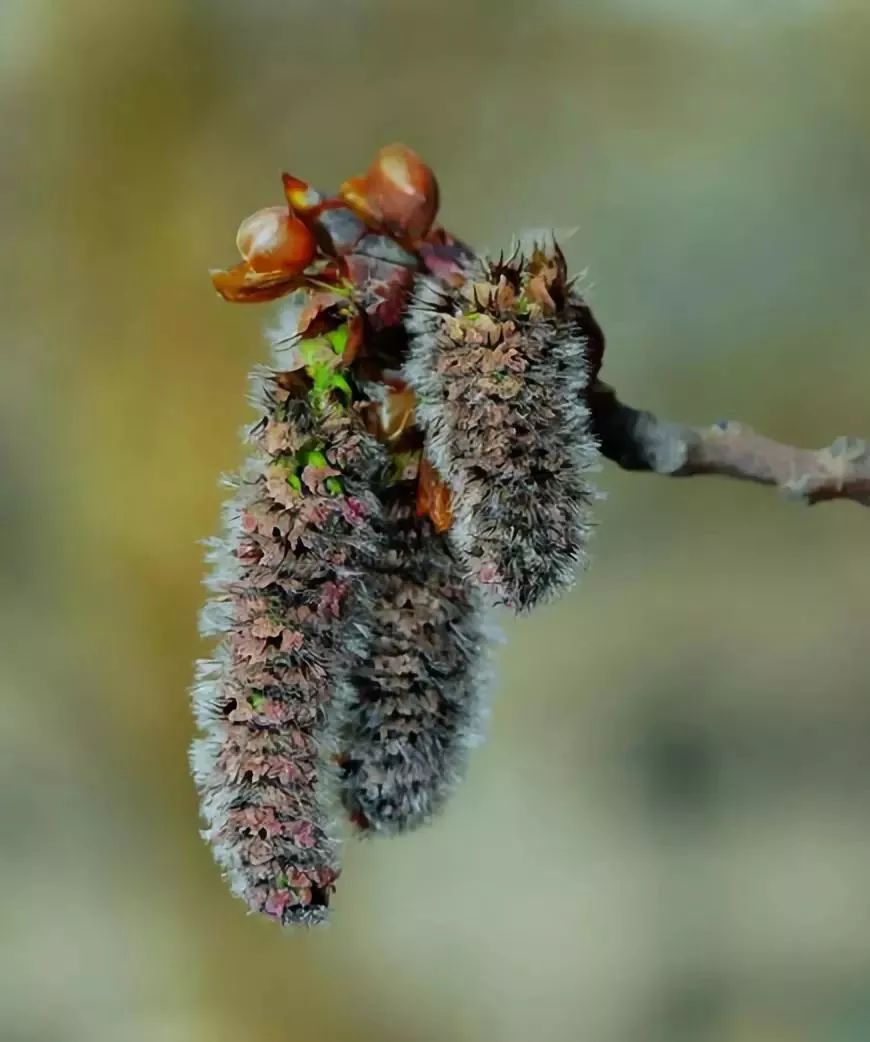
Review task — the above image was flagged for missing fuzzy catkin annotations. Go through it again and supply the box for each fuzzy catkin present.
[339,484,491,834]
[406,244,600,611]
[190,359,384,925]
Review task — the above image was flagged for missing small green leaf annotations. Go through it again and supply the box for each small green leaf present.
[309,361,332,388]
[303,449,328,469]
[327,325,349,355]
[300,337,329,366]
[247,690,266,710]
[325,476,343,495]
[331,372,352,402]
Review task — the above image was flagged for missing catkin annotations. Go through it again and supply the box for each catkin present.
[190,335,384,925]
[339,483,491,834]
[406,242,601,611]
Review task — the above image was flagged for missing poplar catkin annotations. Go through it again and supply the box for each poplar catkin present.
[406,242,601,611]
[340,483,491,834]
[190,318,384,925]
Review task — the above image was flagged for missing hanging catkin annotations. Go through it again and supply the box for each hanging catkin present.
[191,306,385,925]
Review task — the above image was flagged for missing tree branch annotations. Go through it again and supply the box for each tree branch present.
[589,383,870,507]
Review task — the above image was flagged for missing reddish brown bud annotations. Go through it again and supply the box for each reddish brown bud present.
[235,206,316,275]
[341,143,439,242]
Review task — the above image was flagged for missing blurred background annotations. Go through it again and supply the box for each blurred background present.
[3,1,870,1040]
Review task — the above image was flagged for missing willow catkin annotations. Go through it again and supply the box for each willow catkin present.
[406,242,601,611]
[339,483,491,834]
[190,325,384,925]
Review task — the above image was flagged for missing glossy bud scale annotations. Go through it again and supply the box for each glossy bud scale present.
[341,143,438,242]
[235,206,316,274]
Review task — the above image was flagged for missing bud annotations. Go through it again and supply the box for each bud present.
[341,143,439,243]
[235,206,317,274]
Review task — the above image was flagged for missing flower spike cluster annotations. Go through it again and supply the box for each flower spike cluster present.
[193,144,604,924]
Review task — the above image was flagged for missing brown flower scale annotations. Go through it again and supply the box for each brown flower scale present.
[406,245,601,611]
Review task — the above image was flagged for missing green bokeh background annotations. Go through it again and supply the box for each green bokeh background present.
[3,2,869,1041]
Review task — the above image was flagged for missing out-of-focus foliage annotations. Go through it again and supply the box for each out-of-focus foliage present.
[2,2,869,1040]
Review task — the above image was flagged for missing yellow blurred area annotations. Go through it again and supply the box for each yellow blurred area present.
[2,2,869,1041]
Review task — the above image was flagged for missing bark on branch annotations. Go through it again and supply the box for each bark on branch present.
[589,383,870,507]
